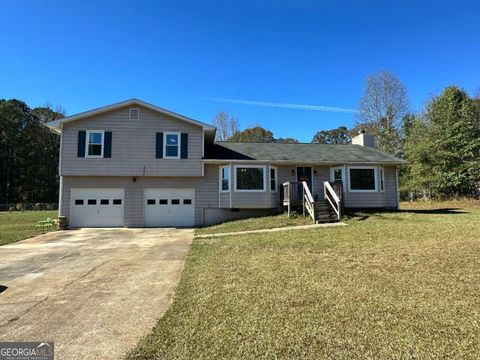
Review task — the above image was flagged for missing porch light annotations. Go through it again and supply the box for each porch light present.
[291,169,296,176]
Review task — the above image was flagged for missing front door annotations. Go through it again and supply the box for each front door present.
[297,167,313,192]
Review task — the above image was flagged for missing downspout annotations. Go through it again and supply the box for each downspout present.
[229,161,233,208]
[396,166,400,210]
[58,123,64,217]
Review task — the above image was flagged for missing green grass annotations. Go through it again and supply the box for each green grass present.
[0,210,58,246]
[127,201,480,359]
[196,212,314,235]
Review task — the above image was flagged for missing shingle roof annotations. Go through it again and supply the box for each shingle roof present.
[204,142,407,164]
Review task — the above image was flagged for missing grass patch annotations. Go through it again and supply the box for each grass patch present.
[0,210,58,246]
[196,212,313,235]
[128,201,480,359]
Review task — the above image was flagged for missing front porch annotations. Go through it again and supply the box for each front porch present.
[282,181,343,223]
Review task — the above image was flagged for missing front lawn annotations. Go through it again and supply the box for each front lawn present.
[196,212,313,235]
[127,201,480,359]
[0,210,58,246]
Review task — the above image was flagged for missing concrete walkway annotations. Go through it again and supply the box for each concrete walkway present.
[0,228,193,360]
[196,222,347,238]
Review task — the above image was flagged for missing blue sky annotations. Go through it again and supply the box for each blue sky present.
[1,0,479,142]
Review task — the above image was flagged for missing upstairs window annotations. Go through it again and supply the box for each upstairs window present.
[349,167,377,191]
[130,108,139,120]
[220,165,230,192]
[86,130,104,157]
[164,132,180,158]
[270,166,277,192]
[235,166,265,192]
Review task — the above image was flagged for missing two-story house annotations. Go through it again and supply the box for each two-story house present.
[46,99,407,228]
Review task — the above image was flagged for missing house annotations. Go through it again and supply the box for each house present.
[46,99,407,228]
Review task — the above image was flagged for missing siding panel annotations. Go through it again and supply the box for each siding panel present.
[343,165,398,208]
[62,165,219,226]
[61,105,203,176]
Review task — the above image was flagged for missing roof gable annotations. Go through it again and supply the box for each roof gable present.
[46,98,216,133]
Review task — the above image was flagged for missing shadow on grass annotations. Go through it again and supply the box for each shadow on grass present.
[398,208,468,215]
[345,208,468,221]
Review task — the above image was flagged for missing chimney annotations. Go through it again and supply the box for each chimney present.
[352,129,376,147]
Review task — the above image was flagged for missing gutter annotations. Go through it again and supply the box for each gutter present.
[201,159,408,166]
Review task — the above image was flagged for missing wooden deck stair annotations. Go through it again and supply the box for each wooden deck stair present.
[313,201,339,223]
[283,180,343,223]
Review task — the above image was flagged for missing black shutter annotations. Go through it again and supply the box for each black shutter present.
[156,132,163,158]
[181,133,188,159]
[104,132,112,158]
[78,131,86,157]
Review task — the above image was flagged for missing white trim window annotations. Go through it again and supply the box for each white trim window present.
[130,108,140,120]
[270,166,277,192]
[348,166,378,192]
[330,166,344,183]
[379,167,385,192]
[235,165,266,192]
[220,165,230,192]
[164,132,180,159]
[86,130,104,158]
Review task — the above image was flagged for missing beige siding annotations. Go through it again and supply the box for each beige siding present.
[343,165,398,208]
[61,105,204,177]
[277,164,398,209]
[61,163,399,228]
[384,166,399,208]
[62,165,219,226]
[277,165,330,201]
[218,163,281,209]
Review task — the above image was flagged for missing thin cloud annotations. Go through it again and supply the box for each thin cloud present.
[204,97,357,113]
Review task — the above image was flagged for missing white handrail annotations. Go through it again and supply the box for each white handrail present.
[324,181,340,203]
[323,181,341,219]
[302,181,314,203]
[302,181,315,221]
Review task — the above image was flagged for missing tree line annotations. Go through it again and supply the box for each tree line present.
[0,99,62,205]
[214,71,480,199]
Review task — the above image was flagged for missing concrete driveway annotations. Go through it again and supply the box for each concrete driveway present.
[0,228,193,359]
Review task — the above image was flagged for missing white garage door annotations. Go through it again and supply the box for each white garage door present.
[144,188,195,227]
[70,188,124,228]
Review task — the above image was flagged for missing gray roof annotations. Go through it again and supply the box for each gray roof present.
[204,142,407,164]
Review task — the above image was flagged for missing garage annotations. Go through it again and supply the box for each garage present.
[70,188,125,227]
[144,188,195,227]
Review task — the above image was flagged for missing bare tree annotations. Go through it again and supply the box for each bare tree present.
[213,112,240,141]
[357,71,408,155]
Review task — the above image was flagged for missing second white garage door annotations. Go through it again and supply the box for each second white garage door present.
[144,188,195,227]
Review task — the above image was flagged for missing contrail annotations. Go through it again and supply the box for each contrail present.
[204,97,358,113]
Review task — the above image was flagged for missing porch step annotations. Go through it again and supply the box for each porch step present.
[286,201,340,223]
[313,201,339,223]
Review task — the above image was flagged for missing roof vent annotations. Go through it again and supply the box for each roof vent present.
[130,108,139,120]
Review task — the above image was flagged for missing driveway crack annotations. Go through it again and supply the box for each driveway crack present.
[0,260,111,329]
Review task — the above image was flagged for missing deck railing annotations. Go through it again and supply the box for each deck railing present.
[282,181,315,221]
[324,181,342,220]
[302,181,315,221]
[283,180,343,222]
[282,181,302,217]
